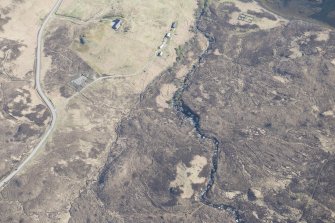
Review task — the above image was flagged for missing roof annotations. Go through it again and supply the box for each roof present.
[111,19,122,30]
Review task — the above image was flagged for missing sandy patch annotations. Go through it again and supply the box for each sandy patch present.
[249,188,263,200]
[322,110,334,117]
[289,45,303,59]
[263,177,290,191]
[213,48,223,56]
[311,105,320,118]
[198,33,209,52]
[156,84,177,111]
[273,75,289,84]
[237,78,244,89]
[315,30,331,42]
[320,106,335,118]
[175,65,189,79]
[170,155,208,199]
[252,211,259,219]
[224,190,242,199]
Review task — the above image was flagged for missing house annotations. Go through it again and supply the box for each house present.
[159,42,166,49]
[111,19,123,30]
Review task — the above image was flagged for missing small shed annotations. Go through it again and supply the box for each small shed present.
[171,22,177,29]
[159,42,166,49]
[165,32,171,39]
[111,19,123,30]
[157,51,163,57]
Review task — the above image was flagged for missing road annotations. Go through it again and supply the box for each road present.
[0,0,63,189]
[0,0,160,189]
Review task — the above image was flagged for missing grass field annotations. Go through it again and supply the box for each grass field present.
[57,0,110,21]
[59,0,197,75]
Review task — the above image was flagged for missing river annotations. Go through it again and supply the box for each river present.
[171,0,245,222]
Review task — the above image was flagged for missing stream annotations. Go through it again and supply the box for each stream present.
[172,98,244,223]
[171,1,244,222]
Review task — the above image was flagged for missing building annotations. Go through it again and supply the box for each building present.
[157,51,163,57]
[171,22,177,29]
[159,42,166,49]
[111,19,123,30]
[165,32,171,39]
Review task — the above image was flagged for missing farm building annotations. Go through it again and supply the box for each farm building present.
[159,42,166,49]
[111,19,123,30]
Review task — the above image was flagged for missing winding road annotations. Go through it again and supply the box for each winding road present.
[0,0,63,189]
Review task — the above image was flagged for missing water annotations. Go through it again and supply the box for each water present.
[311,0,335,27]
[170,1,245,221]
[172,98,244,223]
[261,0,335,28]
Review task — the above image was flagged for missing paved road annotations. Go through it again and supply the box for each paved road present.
[0,0,159,189]
[0,0,63,189]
